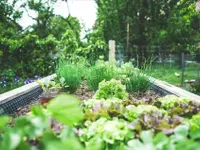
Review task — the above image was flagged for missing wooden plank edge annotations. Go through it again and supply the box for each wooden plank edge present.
[150,77,200,104]
[0,74,56,105]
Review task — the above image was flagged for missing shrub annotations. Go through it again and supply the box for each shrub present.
[56,60,82,93]
[95,79,128,100]
[86,61,118,91]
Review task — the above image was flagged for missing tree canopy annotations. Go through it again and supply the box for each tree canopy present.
[95,0,200,64]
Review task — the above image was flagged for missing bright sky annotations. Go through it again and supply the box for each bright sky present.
[16,0,97,32]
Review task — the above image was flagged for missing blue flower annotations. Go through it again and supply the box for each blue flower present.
[24,79,30,85]
[2,84,6,88]
[29,77,34,82]
[35,75,41,79]
[24,77,34,85]
[1,76,6,79]
[14,76,20,82]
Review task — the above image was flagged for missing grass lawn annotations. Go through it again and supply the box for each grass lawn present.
[147,63,200,85]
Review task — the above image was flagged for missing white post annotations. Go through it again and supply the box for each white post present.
[109,40,116,62]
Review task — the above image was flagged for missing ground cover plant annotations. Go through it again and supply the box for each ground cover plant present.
[1,78,200,150]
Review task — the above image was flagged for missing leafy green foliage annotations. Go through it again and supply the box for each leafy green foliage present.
[95,79,128,100]
[47,94,84,127]
[95,0,200,65]
[56,60,82,93]
[126,124,200,150]
[0,0,83,94]
[80,118,134,147]
[157,95,191,110]
[83,98,124,121]
[155,95,200,117]
[125,72,151,94]
[124,105,166,122]
[36,77,61,97]
[189,113,200,132]
[0,94,84,150]
[86,61,118,91]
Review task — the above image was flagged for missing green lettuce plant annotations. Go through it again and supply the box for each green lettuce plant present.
[80,118,134,147]
[83,98,124,120]
[189,113,200,139]
[0,94,84,150]
[124,105,166,121]
[95,79,128,100]
[157,95,191,109]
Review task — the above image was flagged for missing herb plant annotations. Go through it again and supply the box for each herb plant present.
[125,71,151,94]
[56,60,82,93]
[86,61,118,91]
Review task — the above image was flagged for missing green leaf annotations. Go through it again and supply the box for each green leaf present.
[190,130,200,140]
[0,116,10,128]
[174,124,189,138]
[153,133,169,150]
[86,136,105,150]
[141,130,153,143]
[47,94,84,127]
[1,129,22,150]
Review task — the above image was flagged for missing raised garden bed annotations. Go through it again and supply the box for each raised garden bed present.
[1,61,200,150]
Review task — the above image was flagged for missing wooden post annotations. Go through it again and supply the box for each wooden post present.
[109,40,116,62]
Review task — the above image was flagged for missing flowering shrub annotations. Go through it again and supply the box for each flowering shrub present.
[0,74,42,94]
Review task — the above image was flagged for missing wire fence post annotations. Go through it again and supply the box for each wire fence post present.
[181,52,185,85]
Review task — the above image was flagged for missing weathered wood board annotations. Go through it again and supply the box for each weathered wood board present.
[150,77,200,104]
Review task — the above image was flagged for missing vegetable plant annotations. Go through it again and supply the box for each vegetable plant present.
[86,60,118,91]
[95,79,128,100]
[125,71,151,94]
[56,60,82,93]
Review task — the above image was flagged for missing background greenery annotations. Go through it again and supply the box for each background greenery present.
[1,0,200,94]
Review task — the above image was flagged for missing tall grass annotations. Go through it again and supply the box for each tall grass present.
[56,60,83,93]
[86,61,118,91]
[125,71,151,94]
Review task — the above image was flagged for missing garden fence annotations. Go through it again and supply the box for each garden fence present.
[115,44,200,86]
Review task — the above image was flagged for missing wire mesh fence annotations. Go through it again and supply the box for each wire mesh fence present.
[116,44,200,95]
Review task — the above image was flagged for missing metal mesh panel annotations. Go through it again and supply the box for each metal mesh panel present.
[0,87,42,115]
[151,84,172,96]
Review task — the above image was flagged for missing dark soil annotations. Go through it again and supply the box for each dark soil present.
[129,90,161,104]
[12,84,161,133]
[74,81,94,100]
